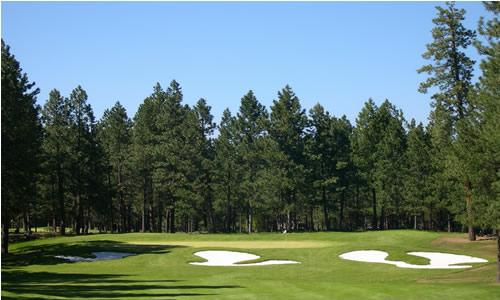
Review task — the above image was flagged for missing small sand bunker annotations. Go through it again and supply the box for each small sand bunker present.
[55,251,135,262]
[339,250,487,269]
[190,250,300,266]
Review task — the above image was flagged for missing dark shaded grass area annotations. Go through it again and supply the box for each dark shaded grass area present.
[3,271,239,299]
[2,240,172,267]
[2,240,242,299]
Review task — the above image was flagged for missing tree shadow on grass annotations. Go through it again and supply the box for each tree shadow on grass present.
[2,240,178,267]
[2,270,242,299]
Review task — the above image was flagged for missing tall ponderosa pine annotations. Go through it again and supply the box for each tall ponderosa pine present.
[193,98,216,232]
[307,104,335,230]
[213,109,240,232]
[404,120,432,229]
[269,85,308,231]
[418,2,477,240]
[67,86,96,234]
[352,99,379,229]
[41,89,71,235]
[372,100,406,229]
[1,40,42,253]
[98,102,132,232]
[235,90,268,233]
[306,104,352,230]
[469,2,500,281]
[150,81,189,233]
[132,89,158,232]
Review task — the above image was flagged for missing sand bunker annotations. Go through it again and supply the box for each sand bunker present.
[190,250,300,266]
[339,250,487,269]
[55,251,135,262]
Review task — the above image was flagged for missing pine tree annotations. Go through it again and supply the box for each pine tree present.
[67,86,95,234]
[469,2,500,281]
[1,40,42,253]
[306,104,352,230]
[213,109,240,232]
[235,90,268,233]
[418,2,477,240]
[41,89,71,235]
[150,81,189,233]
[98,102,133,232]
[331,115,353,230]
[352,99,379,229]
[404,120,432,229]
[269,85,308,231]
[307,104,335,230]
[372,100,406,229]
[193,98,216,232]
[132,90,158,232]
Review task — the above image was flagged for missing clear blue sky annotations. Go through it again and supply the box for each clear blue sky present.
[1,1,488,126]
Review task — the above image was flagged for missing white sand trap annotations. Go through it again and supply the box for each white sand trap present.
[55,251,135,262]
[190,250,300,266]
[339,250,487,269]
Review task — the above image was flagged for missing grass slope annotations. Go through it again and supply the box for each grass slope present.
[2,230,499,299]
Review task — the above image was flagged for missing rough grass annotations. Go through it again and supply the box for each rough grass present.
[2,230,499,299]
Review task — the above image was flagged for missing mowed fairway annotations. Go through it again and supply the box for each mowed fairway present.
[2,230,499,299]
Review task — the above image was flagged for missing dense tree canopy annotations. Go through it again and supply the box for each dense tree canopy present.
[1,39,42,253]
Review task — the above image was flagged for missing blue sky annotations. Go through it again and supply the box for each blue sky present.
[1,2,488,126]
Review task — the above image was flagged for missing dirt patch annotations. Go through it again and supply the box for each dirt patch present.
[432,235,495,245]
[130,240,335,249]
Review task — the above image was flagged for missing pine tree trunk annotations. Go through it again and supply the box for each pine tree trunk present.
[309,206,314,231]
[76,193,83,235]
[226,180,231,232]
[166,210,170,232]
[465,180,476,241]
[414,215,417,230]
[447,213,451,233]
[170,207,176,233]
[496,229,499,283]
[148,201,153,232]
[372,188,377,229]
[141,177,147,232]
[119,194,125,233]
[247,210,252,234]
[52,215,56,233]
[380,206,385,230]
[322,187,329,231]
[429,204,433,230]
[2,217,9,254]
[58,167,66,235]
[339,191,345,230]
[23,211,30,237]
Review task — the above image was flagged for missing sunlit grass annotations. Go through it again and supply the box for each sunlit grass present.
[2,230,498,299]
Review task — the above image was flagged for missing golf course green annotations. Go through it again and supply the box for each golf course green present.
[2,230,499,299]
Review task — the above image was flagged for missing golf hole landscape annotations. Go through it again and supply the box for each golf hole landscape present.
[2,231,498,299]
[2,1,500,299]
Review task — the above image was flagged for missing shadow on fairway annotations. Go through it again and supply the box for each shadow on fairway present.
[2,240,180,267]
[2,271,241,299]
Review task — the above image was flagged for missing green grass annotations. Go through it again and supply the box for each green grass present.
[2,230,499,299]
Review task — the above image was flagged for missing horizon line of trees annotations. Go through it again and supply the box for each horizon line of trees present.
[2,3,499,281]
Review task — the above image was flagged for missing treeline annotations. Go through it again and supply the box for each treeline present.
[1,2,498,254]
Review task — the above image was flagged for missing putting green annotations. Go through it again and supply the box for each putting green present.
[2,230,499,300]
[130,240,335,248]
